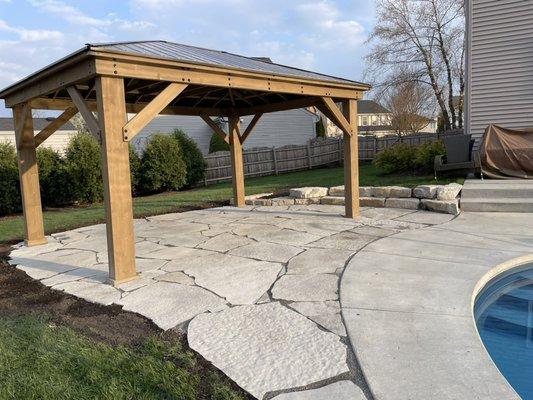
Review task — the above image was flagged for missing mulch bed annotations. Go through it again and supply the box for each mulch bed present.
[0,245,252,399]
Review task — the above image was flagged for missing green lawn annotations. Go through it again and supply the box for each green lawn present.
[0,165,463,244]
[0,315,244,400]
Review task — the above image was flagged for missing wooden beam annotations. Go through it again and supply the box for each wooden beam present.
[94,57,366,100]
[34,107,78,147]
[122,82,188,141]
[229,116,245,207]
[342,99,360,219]
[240,113,262,144]
[67,86,101,140]
[320,97,353,136]
[96,76,138,285]
[229,96,319,116]
[28,97,224,117]
[201,114,229,144]
[13,104,47,246]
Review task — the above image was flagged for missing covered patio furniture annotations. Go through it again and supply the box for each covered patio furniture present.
[434,134,479,178]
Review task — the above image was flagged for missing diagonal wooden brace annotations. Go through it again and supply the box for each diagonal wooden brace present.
[122,82,188,141]
[320,97,354,136]
[34,107,78,147]
[67,86,101,141]
[201,114,229,144]
[239,113,262,144]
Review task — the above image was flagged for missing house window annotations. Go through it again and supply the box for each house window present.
[362,116,369,125]
[372,116,378,125]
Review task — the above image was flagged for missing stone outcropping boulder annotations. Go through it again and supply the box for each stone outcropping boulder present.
[413,185,439,199]
[290,187,329,199]
[437,183,463,200]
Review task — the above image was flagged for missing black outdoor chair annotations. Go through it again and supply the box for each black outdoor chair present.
[434,134,481,179]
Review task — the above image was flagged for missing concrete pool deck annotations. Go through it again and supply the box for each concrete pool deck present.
[342,211,533,400]
[7,205,530,399]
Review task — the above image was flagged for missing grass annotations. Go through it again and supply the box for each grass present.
[0,164,463,244]
[0,315,244,400]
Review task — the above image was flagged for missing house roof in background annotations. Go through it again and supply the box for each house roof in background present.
[87,41,367,86]
[358,100,391,114]
[0,117,75,131]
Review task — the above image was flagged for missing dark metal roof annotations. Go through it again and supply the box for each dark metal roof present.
[358,100,391,114]
[0,117,75,131]
[89,41,367,86]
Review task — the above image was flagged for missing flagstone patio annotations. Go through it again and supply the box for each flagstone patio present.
[8,205,454,399]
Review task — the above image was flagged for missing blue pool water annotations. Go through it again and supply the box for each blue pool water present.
[475,267,533,399]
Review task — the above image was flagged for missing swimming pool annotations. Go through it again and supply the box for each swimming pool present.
[475,267,533,399]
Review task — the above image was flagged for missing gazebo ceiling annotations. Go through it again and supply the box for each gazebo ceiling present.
[0,40,370,115]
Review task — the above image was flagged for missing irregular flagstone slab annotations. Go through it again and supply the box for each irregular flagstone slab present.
[243,227,323,246]
[289,301,346,336]
[272,380,365,400]
[276,219,351,236]
[135,258,168,272]
[144,245,214,262]
[118,270,166,292]
[188,302,349,399]
[308,231,377,251]
[154,232,208,248]
[229,241,303,263]
[135,240,170,256]
[349,226,398,238]
[198,232,253,252]
[118,282,227,330]
[183,253,283,304]
[361,207,415,220]
[54,279,121,306]
[287,248,354,275]
[63,236,109,253]
[272,274,339,302]
[40,267,108,287]
[436,183,462,200]
[9,237,62,258]
[52,230,89,245]
[155,271,195,285]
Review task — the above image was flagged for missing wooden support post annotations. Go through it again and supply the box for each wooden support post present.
[342,99,360,219]
[96,76,138,285]
[229,116,245,207]
[13,104,47,246]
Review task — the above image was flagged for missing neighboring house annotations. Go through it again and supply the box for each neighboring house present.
[465,0,533,148]
[131,108,318,154]
[320,100,437,137]
[0,117,77,154]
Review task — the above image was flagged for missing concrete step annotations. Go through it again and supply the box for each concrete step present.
[461,185,533,199]
[460,198,533,212]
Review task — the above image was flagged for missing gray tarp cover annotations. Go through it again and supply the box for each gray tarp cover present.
[480,124,533,179]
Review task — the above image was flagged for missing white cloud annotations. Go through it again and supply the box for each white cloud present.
[0,19,63,42]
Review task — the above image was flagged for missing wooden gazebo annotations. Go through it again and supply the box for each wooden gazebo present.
[0,41,370,285]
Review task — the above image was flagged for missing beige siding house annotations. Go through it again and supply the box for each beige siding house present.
[465,0,533,147]
[0,117,77,154]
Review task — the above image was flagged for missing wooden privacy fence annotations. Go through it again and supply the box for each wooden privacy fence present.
[203,132,452,184]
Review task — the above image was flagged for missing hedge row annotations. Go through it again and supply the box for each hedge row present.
[0,129,206,216]
[373,141,445,174]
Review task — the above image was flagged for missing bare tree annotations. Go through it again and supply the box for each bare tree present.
[365,0,465,132]
[383,80,435,138]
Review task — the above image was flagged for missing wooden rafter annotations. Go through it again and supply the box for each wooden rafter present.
[201,114,229,144]
[240,113,262,144]
[67,86,101,140]
[34,107,78,147]
[319,97,353,136]
[123,82,188,141]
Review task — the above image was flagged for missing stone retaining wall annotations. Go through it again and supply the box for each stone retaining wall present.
[244,183,463,215]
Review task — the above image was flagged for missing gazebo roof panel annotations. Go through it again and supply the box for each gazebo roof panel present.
[90,40,366,86]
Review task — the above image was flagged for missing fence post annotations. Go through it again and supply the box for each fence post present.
[272,146,278,175]
[307,140,312,170]
[373,136,378,159]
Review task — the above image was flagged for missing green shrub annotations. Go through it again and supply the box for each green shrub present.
[171,129,206,187]
[65,132,103,203]
[0,142,21,216]
[209,131,229,153]
[374,143,418,174]
[374,140,446,174]
[414,141,445,172]
[129,145,141,195]
[139,134,187,193]
[37,147,71,207]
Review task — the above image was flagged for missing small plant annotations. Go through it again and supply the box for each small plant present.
[414,141,445,172]
[139,134,187,193]
[65,132,103,203]
[172,129,206,187]
[0,142,21,216]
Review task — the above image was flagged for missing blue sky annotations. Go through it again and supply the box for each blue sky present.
[0,0,376,117]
